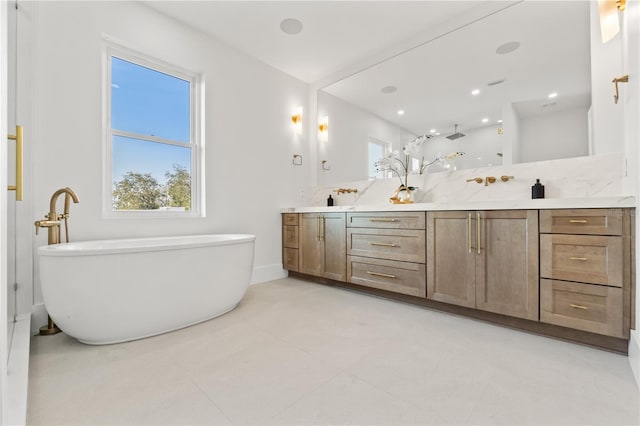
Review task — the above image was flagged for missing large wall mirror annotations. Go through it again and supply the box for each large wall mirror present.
[316,1,593,185]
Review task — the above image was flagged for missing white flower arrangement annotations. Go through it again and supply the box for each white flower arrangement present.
[374,133,465,189]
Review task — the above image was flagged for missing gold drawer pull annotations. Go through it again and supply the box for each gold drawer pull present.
[369,242,397,247]
[570,303,588,310]
[369,218,398,222]
[569,257,588,261]
[569,219,589,224]
[366,271,397,279]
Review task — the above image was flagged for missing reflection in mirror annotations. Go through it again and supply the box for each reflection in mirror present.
[317,1,591,185]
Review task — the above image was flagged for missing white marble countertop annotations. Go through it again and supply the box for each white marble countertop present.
[281,196,636,213]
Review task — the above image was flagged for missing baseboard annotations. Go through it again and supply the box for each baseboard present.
[630,330,640,387]
[8,316,31,426]
[250,264,288,285]
[31,303,47,334]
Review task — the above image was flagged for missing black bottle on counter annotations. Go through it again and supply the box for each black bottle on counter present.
[532,179,545,199]
[327,194,334,206]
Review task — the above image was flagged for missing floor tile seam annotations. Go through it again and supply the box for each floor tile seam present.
[262,369,349,425]
[186,373,237,425]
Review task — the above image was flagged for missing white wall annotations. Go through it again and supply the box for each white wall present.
[501,102,520,165]
[316,91,414,185]
[29,1,310,318]
[518,107,589,163]
[423,125,503,172]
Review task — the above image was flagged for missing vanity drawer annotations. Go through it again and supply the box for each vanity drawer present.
[282,213,299,226]
[348,255,426,297]
[282,225,299,248]
[541,279,624,338]
[283,248,299,271]
[347,212,426,230]
[540,209,622,235]
[347,228,426,263]
[540,234,622,287]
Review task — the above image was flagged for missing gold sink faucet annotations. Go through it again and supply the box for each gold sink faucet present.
[466,177,483,184]
[484,176,496,186]
[35,187,80,245]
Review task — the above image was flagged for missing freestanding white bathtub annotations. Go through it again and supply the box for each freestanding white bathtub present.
[38,234,255,345]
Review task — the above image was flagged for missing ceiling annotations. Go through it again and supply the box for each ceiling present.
[143,1,493,84]
[144,1,591,136]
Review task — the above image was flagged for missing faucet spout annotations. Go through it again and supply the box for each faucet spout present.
[49,187,79,216]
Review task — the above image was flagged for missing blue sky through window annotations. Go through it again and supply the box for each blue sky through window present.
[111,56,192,184]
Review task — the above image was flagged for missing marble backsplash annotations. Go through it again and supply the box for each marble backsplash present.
[309,152,625,207]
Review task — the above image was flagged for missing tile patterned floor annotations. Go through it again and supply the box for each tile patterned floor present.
[27,278,639,425]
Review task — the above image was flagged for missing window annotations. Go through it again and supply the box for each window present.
[104,44,202,216]
[368,138,391,179]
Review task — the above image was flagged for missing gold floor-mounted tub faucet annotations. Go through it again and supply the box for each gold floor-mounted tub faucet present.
[35,187,80,335]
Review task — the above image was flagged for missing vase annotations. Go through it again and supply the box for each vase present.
[389,185,414,204]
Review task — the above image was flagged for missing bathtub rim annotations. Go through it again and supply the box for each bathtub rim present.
[38,233,256,257]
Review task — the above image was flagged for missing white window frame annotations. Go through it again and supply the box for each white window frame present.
[368,137,392,179]
[102,41,204,218]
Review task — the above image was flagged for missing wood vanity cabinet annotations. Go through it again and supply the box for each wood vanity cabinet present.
[427,210,539,321]
[346,212,426,297]
[299,213,347,281]
[539,209,631,338]
[282,213,299,272]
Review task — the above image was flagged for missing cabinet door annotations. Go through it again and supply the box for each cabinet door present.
[427,211,476,308]
[475,210,539,320]
[299,214,324,277]
[322,213,347,281]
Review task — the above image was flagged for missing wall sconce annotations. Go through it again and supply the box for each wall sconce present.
[291,107,303,134]
[599,0,626,43]
[318,116,329,142]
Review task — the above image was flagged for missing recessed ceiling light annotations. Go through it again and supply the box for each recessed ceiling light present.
[430,129,436,133]
[397,110,405,116]
[471,89,480,96]
[436,132,441,136]
[497,119,503,123]
[381,85,397,94]
[280,18,303,35]
[482,118,489,123]
[496,41,520,55]
[548,92,558,99]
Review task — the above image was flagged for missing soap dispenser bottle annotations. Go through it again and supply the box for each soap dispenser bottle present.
[532,179,545,199]
[327,194,334,206]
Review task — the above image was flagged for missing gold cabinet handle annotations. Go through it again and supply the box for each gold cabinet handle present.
[366,271,397,279]
[476,212,481,254]
[316,215,321,241]
[570,303,588,310]
[369,242,397,247]
[7,125,23,201]
[468,213,472,254]
[320,215,325,241]
[369,218,397,222]
[569,219,588,224]
[569,257,588,261]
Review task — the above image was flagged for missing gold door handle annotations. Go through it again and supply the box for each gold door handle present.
[476,212,481,254]
[468,213,472,254]
[569,219,588,224]
[7,125,23,201]
[570,303,588,310]
[366,271,397,279]
[569,257,588,261]
[369,218,397,222]
[612,74,629,104]
[369,242,397,247]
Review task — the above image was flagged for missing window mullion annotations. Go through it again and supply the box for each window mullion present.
[111,129,191,149]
